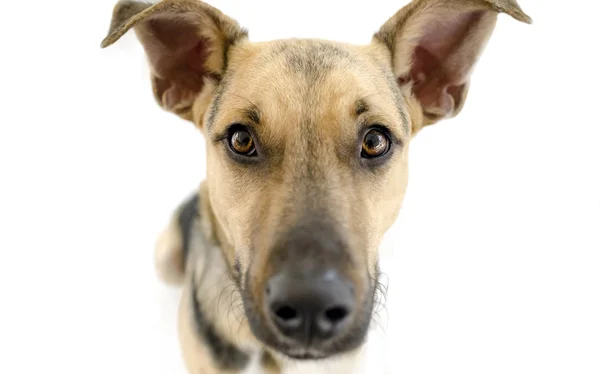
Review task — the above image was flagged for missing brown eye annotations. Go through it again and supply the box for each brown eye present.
[229,127,256,156]
[361,129,390,158]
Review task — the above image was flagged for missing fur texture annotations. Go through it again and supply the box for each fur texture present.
[100,0,531,372]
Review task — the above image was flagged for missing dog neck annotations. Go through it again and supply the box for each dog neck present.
[193,182,239,280]
[180,182,265,368]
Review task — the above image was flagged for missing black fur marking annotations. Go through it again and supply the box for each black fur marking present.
[206,76,229,131]
[177,193,199,264]
[269,41,354,83]
[233,257,242,288]
[191,279,250,371]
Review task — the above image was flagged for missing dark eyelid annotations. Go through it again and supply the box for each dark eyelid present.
[360,122,402,147]
[212,122,256,144]
[210,105,261,143]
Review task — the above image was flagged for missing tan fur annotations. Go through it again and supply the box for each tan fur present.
[102,0,532,372]
[202,40,410,303]
[260,352,282,374]
[155,209,185,285]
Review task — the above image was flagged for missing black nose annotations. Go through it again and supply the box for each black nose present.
[265,270,354,343]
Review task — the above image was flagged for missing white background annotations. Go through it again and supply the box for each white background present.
[1,0,599,373]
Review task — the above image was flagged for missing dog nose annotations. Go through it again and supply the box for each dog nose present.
[265,270,354,342]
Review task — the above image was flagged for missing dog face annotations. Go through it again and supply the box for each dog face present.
[102,0,530,360]
[206,39,412,359]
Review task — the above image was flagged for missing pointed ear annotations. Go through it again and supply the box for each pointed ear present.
[374,0,531,134]
[101,0,247,123]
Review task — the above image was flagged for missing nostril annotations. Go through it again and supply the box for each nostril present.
[275,306,298,321]
[272,304,303,330]
[324,306,349,324]
[316,304,351,336]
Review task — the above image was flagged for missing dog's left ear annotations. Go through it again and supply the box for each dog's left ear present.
[374,0,531,134]
[101,0,247,123]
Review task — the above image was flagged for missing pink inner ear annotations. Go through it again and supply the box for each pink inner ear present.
[143,16,213,109]
[401,10,486,118]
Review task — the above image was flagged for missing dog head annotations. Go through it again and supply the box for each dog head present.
[102,0,530,360]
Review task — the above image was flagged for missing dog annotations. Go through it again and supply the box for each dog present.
[101,0,531,372]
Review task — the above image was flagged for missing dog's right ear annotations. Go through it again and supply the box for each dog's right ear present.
[101,0,247,124]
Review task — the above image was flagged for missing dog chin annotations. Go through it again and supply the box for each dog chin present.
[265,340,364,362]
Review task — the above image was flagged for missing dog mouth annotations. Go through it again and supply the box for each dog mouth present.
[250,329,364,361]
[281,349,329,361]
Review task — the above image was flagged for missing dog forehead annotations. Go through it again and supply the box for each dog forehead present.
[213,39,407,133]
[260,40,358,79]
[228,39,389,90]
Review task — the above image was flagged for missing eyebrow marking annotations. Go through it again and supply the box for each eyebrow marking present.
[242,105,261,124]
[357,95,409,140]
[355,99,369,116]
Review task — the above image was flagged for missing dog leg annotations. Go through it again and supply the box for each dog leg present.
[154,213,184,286]
[154,194,199,286]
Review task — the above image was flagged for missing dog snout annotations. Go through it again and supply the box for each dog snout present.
[244,219,372,357]
[265,270,354,343]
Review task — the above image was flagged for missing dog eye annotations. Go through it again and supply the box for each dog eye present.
[228,127,256,156]
[361,129,390,158]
